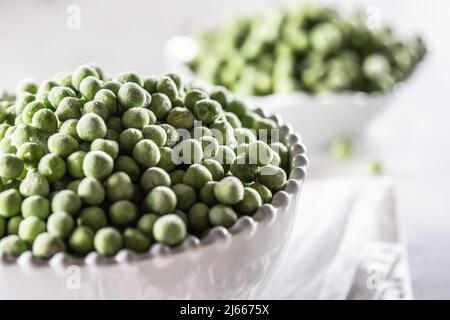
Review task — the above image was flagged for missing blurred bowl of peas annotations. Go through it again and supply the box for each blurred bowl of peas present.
[166,3,426,148]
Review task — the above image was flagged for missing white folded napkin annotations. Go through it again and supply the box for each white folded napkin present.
[261,176,412,300]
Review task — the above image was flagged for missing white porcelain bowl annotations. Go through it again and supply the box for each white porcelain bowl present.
[0,108,307,300]
[165,36,399,149]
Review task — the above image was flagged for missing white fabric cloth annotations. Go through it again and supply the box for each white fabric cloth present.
[261,176,412,300]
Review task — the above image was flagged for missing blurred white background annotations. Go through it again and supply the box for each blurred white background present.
[1,0,449,299]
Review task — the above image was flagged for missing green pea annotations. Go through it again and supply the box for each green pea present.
[175,139,203,165]
[103,80,121,96]
[209,204,237,228]
[0,235,28,257]
[235,187,262,215]
[169,169,185,186]
[21,195,50,219]
[230,155,259,183]
[183,164,212,191]
[188,203,210,233]
[141,125,167,147]
[47,86,76,109]
[214,176,244,205]
[248,182,272,203]
[119,128,143,153]
[167,107,195,129]
[55,97,81,121]
[199,181,218,207]
[47,211,74,239]
[109,200,137,225]
[47,133,79,158]
[123,228,150,253]
[18,216,46,243]
[140,167,171,192]
[59,119,80,140]
[82,101,109,121]
[159,124,179,147]
[137,213,158,238]
[144,186,177,215]
[78,177,105,205]
[156,76,178,102]
[105,172,134,201]
[67,151,86,178]
[76,113,107,142]
[72,65,99,90]
[94,89,118,115]
[122,107,150,129]
[79,76,103,100]
[171,183,197,211]
[114,155,140,182]
[51,189,82,215]
[194,99,222,125]
[246,141,273,166]
[116,71,143,86]
[7,216,23,235]
[0,154,24,179]
[153,214,186,246]
[143,76,158,93]
[184,89,208,111]
[0,189,22,218]
[38,153,66,182]
[82,151,114,180]
[90,139,119,159]
[77,206,107,231]
[19,171,50,197]
[15,92,36,115]
[69,226,94,255]
[148,93,172,120]
[11,124,40,147]
[132,139,160,168]
[32,232,65,258]
[201,158,224,181]
[259,165,287,192]
[118,82,146,110]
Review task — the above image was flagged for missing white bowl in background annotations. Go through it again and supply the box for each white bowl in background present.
[0,108,307,300]
[165,36,400,149]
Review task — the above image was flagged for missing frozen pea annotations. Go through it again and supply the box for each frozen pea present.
[194,99,222,125]
[153,214,186,246]
[77,206,107,231]
[132,139,160,168]
[76,113,107,142]
[156,76,178,102]
[183,164,212,191]
[270,142,289,168]
[122,108,150,129]
[148,93,172,119]
[143,76,157,93]
[116,71,143,86]
[53,72,73,88]
[160,124,178,147]
[79,76,102,100]
[94,89,118,115]
[21,101,47,125]
[71,65,99,90]
[78,177,105,205]
[172,183,197,211]
[118,82,146,110]
[144,186,177,215]
[55,97,81,121]
[175,139,203,165]
[184,89,208,111]
[0,154,24,179]
[104,129,119,141]
[91,139,119,159]
[210,87,230,109]
[169,169,185,186]
[137,213,158,238]
[48,133,79,158]
[16,79,37,95]
[82,151,114,180]
[157,146,177,172]
[114,155,140,182]
[246,141,273,166]
[212,145,236,172]
[11,124,40,147]
[7,216,23,235]
[51,189,81,215]
[109,200,137,225]
[67,179,82,192]
[123,228,150,253]
[31,109,57,135]
[17,142,46,167]
[38,153,66,182]
[69,226,94,255]
[59,119,80,140]
[141,125,167,147]
[103,80,121,96]
[47,211,74,239]
[234,128,257,144]
[259,165,287,192]
[202,158,224,181]
[82,101,109,121]
[21,195,50,219]
[190,126,212,139]
[199,181,218,207]
[94,227,123,256]
[167,107,194,129]
[119,128,143,153]
[18,216,46,243]
[15,92,36,115]
[32,232,65,258]
[19,171,50,197]
[230,155,259,183]
[249,182,272,203]
[188,203,210,233]
[105,172,134,201]
[209,204,237,228]
[199,136,219,158]
[225,112,242,129]
[214,176,244,205]
[0,189,22,218]
[67,151,86,178]
[0,217,4,238]
[47,86,76,108]
[0,235,27,256]
[140,167,171,192]
[235,187,262,215]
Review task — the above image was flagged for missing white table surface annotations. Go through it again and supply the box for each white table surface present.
[0,0,449,299]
